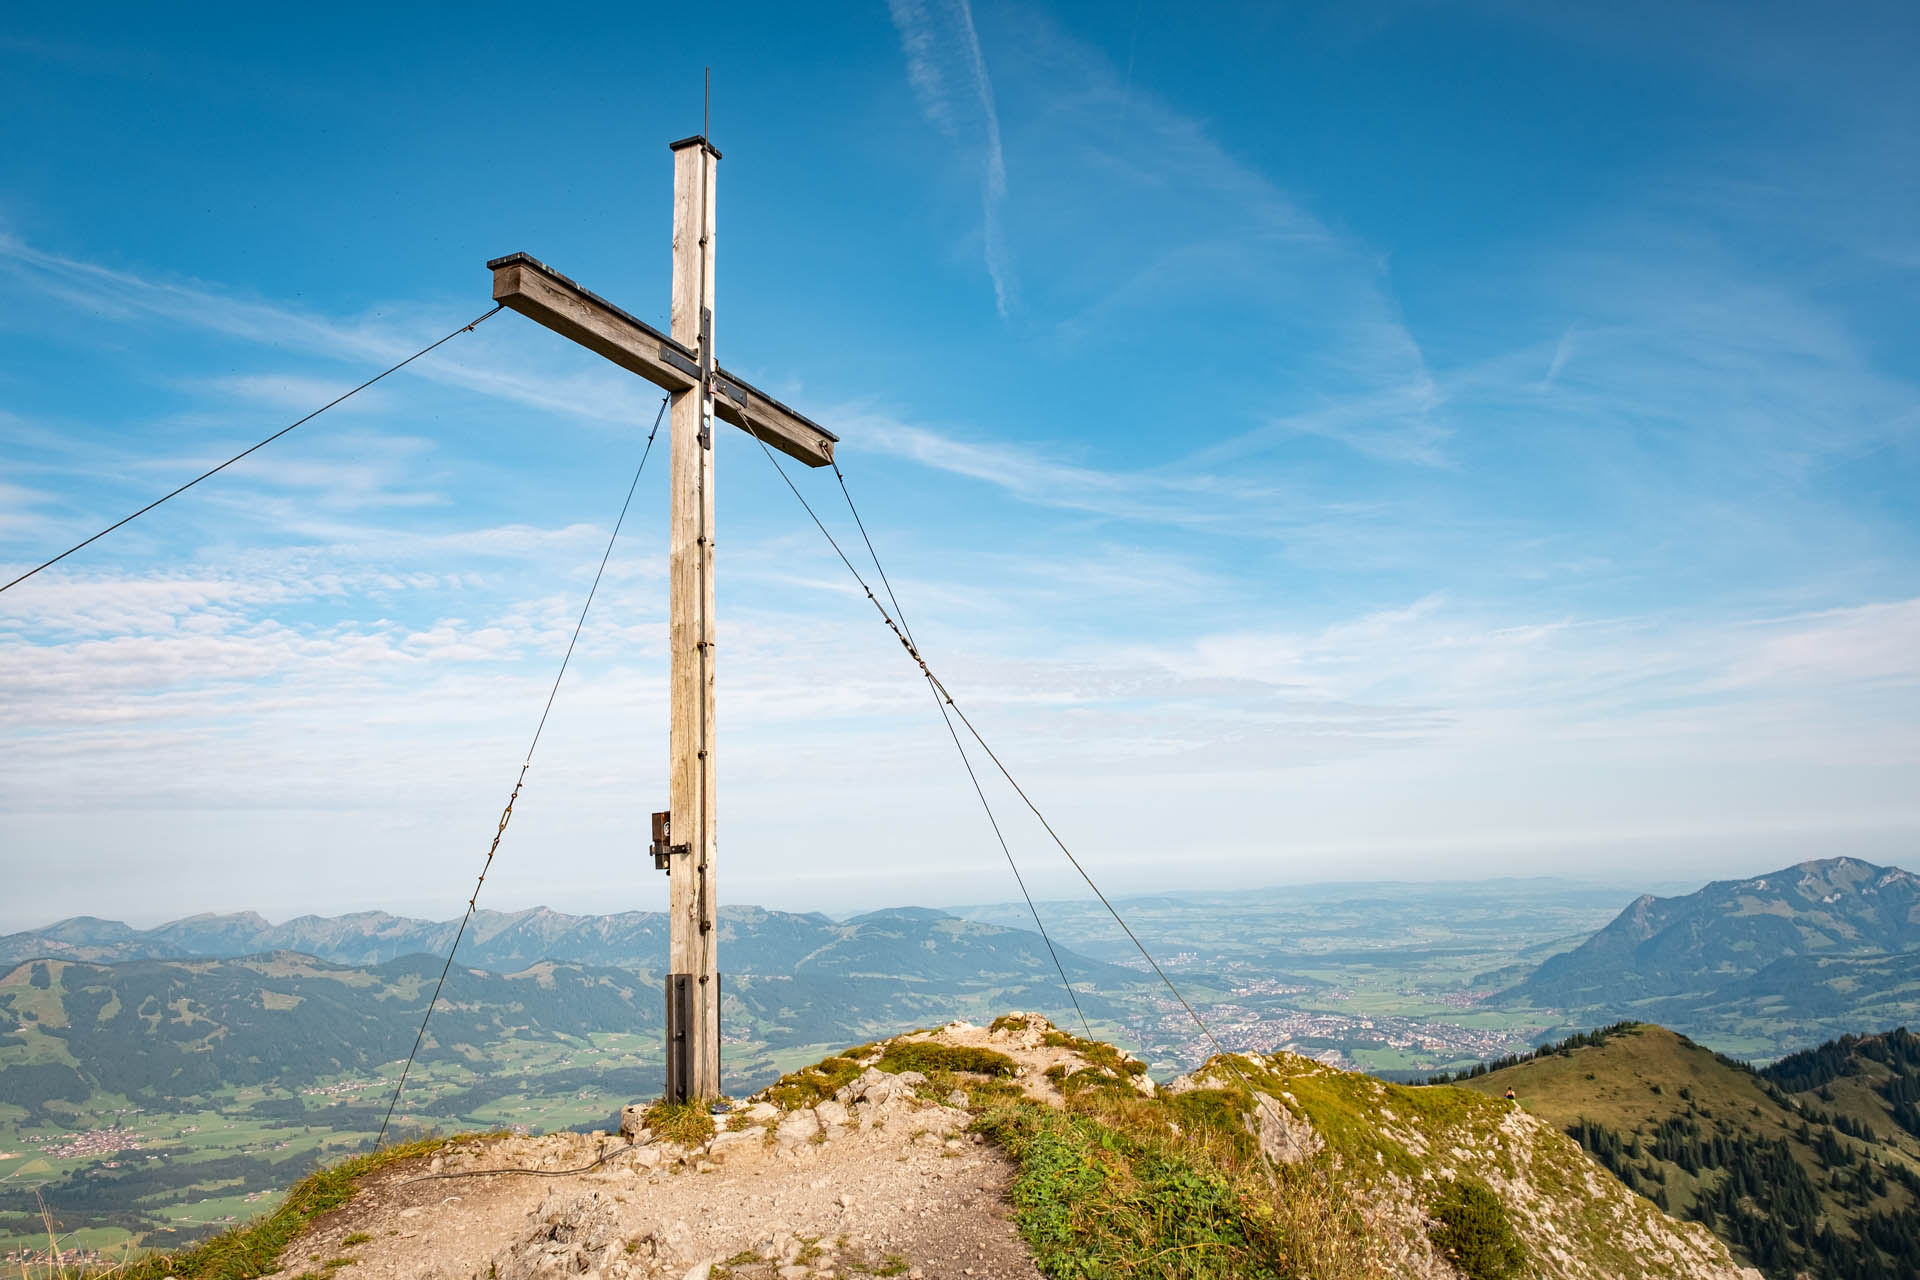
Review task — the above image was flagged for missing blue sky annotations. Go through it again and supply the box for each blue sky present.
[1,1,1916,931]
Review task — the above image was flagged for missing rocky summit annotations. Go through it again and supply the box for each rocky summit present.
[232,1015,1755,1280]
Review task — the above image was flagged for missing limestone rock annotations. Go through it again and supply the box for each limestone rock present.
[775,1108,821,1149]
[1250,1092,1323,1165]
[487,1188,625,1279]
[708,1129,761,1156]
[837,1067,925,1108]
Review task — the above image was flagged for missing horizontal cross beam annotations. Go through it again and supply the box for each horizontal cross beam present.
[487,252,837,467]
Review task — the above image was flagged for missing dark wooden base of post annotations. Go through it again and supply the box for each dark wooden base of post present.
[664,972,722,1104]
[664,973,692,1103]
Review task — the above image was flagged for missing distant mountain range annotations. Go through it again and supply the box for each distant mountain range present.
[9,858,1918,1062]
[1506,857,1920,1045]
[0,903,1139,991]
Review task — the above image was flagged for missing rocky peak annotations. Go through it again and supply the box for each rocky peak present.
[246,1014,1750,1280]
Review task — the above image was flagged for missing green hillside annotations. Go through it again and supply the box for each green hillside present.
[1446,1023,1920,1280]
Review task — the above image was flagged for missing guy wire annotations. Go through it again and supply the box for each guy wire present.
[373,396,669,1148]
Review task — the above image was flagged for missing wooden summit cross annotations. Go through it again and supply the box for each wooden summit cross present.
[486,134,837,1103]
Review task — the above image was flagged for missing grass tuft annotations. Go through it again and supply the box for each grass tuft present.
[761,1049,873,1111]
[641,1098,716,1148]
[1428,1178,1527,1280]
[1045,1063,1145,1103]
[976,1103,1266,1278]
[1041,1029,1148,1077]
[876,1042,1018,1079]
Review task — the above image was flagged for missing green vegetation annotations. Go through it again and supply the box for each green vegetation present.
[761,1050,873,1111]
[1453,1022,1920,1279]
[1161,1089,1259,1164]
[977,1103,1281,1279]
[1040,1029,1147,1077]
[1179,1046,1740,1278]
[874,1042,1017,1079]
[1428,1178,1526,1280]
[755,1039,1020,1115]
[1043,1063,1141,1103]
[639,1099,714,1148]
[107,1136,452,1279]
[971,1046,1395,1280]
[710,1247,763,1278]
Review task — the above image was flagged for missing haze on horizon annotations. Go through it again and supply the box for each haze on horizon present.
[3,1,1917,933]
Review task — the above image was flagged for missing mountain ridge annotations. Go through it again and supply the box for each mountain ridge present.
[1508,856,1920,1014]
[0,903,1115,985]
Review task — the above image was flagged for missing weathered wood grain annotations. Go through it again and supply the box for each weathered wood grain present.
[667,137,722,1100]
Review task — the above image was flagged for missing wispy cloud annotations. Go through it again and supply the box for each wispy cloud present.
[887,0,1014,315]
[976,13,1443,468]
[1539,323,1578,391]
[0,235,671,434]
[1724,599,1920,691]
[1205,379,1452,469]
[0,480,57,536]
[848,411,1216,524]
[186,373,396,416]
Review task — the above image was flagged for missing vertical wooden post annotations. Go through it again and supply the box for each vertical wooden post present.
[667,134,721,1101]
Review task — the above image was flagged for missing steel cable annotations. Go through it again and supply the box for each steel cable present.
[1,305,505,596]
[373,396,669,1148]
[731,414,1111,1053]
[737,423,1276,1122]
[827,462,1095,1043]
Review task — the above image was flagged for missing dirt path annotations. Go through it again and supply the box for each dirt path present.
[263,1018,1114,1280]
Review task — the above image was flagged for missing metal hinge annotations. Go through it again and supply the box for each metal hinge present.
[650,810,689,872]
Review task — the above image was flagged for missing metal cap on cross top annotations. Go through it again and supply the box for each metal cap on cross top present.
[668,135,724,158]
